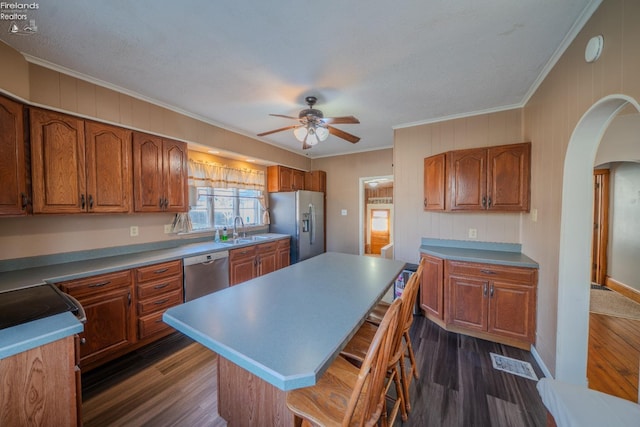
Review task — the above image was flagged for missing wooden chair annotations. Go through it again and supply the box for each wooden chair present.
[286,298,402,427]
[354,258,425,415]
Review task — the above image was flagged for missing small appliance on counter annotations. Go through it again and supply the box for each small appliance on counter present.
[0,283,85,330]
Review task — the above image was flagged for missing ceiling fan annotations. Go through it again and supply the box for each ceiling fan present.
[257,96,360,149]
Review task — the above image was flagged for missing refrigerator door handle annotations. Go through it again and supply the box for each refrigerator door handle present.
[309,203,315,245]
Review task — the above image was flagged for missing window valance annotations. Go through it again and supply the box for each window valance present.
[188,159,265,191]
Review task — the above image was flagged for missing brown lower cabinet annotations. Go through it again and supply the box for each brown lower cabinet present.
[0,335,79,426]
[420,254,537,349]
[229,238,291,285]
[58,260,183,372]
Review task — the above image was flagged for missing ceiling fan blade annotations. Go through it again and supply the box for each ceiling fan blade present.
[328,126,360,143]
[269,114,300,120]
[257,125,299,137]
[321,116,360,125]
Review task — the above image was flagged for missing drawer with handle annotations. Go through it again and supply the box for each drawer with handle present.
[58,270,132,298]
[138,311,172,339]
[445,260,536,285]
[137,276,182,299]
[135,260,182,283]
[137,289,183,316]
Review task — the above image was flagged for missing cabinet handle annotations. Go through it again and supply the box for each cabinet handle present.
[81,193,86,210]
[482,196,486,208]
[154,298,169,305]
[483,283,488,297]
[154,283,170,289]
[80,338,86,345]
[20,192,28,210]
[490,284,494,297]
[153,268,169,274]
[88,281,111,288]
[159,198,164,209]
[480,270,496,275]
[164,198,169,209]
[89,194,94,209]
[128,292,131,306]
[488,197,492,208]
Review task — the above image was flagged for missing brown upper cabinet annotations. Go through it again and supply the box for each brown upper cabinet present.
[304,170,327,192]
[267,165,306,192]
[30,109,133,214]
[0,96,29,216]
[424,142,530,212]
[132,132,188,213]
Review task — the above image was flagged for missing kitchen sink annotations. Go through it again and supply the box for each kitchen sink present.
[221,235,272,245]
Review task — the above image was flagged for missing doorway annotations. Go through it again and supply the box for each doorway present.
[556,95,640,385]
[359,175,393,256]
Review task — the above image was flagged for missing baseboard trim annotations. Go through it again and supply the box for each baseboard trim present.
[605,277,640,305]
[531,345,553,379]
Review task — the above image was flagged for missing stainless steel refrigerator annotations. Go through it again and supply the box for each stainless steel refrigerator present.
[268,190,325,264]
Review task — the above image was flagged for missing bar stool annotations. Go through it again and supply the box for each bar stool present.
[354,258,424,414]
[286,298,402,427]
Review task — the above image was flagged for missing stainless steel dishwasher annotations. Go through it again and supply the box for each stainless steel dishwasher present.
[183,250,230,302]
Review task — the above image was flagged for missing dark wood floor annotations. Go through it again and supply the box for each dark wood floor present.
[82,315,547,426]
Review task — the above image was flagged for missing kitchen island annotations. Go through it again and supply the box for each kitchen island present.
[163,252,405,426]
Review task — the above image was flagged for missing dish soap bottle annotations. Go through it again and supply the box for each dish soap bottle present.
[222,226,228,241]
[214,227,220,243]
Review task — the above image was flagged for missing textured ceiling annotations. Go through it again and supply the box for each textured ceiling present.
[0,0,599,159]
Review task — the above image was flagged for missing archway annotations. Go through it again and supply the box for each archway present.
[556,95,640,385]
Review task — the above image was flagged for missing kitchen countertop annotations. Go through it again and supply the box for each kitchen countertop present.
[419,238,538,268]
[163,252,406,391]
[0,233,289,360]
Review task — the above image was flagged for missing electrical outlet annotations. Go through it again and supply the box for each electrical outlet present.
[130,226,139,237]
[164,224,172,234]
[531,208,538,222]
[468,228,477,239]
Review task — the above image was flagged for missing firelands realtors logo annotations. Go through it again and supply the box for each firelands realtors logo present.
[1,2,39,35]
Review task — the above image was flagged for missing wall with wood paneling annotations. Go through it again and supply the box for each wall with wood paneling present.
[311,149,393,255]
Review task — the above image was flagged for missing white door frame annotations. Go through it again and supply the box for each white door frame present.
[556,94,640,385]
[359,175,393,255]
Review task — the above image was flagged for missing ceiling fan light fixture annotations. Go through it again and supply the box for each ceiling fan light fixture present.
[315,126,329,142]
[306,126,320,146]
[293,126,308,142]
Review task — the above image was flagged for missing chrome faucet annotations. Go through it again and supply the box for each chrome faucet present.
[233,216,245,240]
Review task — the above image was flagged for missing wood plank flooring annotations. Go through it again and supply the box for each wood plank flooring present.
[82,315,547,426]
[587,312,640,402]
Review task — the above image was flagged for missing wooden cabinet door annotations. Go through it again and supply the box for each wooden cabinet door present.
[292,169,305,191]
[229,247,257,285]
[304,170,326,192]
[162,138,188,212]
[0,96,28,216]
[276,239,291,270]
[85,121,132,213]
[423,154,445,211]
[487,142,530,211]
[30,108,86,214]
[448,147,486,211]
[75,286,134,368]
[133,132,164,212]
[446,274,487,332]
[257,242,278,276]
[488,280,536,342]
[420,254,444,319]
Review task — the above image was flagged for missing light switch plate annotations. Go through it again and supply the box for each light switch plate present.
[164,224,172,234]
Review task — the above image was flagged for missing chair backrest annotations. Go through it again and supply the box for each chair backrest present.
[399,258,425,333]
[343,297,402,427]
